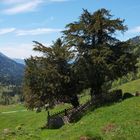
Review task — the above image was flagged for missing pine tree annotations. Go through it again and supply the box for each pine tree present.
[63,9,137,99]
[24,38,80,109]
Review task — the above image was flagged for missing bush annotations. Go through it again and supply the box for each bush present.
[122,92,134,100]
[103,89,122,104]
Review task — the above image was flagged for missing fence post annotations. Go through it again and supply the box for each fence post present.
[47,111,50,128]
[64,109,67,116]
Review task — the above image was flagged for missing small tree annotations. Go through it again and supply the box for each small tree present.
[63,9,137,99]
[24,38,80,110]
[1,91,12,105]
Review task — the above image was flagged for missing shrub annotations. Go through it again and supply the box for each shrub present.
[122,92,134,100]
[103,89,122,104]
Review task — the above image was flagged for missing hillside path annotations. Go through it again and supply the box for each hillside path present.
[0,110,27,114]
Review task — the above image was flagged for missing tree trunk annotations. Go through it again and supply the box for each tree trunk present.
[70,95,79,108]
[90,87,103,105]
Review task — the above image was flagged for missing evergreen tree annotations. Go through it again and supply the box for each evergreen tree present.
[63,9,137,99]
[24,38,80,109]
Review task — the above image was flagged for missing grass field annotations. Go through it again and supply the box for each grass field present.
[0,80,139,140]
[115,79,140,94]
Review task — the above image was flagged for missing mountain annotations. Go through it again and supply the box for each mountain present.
[13,58,25,65]
[128,36,140,57]
[129,36,140,45]
[0,52,25,85]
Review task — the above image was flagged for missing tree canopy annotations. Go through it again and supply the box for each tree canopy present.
[24,8,137,109]
[24,38,80,109]
[63,8,137,98]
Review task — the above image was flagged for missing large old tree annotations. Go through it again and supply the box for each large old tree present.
[63,9,137,99]
[24,39,80,109]
[24,9,137,109]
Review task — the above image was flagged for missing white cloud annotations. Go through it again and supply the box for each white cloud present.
[3,0,43,15]
[16,28,62,36]
[2,0,29,4]
[0,27,61,36]
[0,28,15,35]
[0,43,45,59]
[128,26,140,33]
[2,0,69,15]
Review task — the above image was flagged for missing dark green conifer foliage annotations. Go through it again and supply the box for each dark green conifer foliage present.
[24,9,137,109]
[24,39,80,109]
[63,9,137,98]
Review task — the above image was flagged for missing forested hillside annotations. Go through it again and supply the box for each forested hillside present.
[0,52,24,85]
[112,36,140,87]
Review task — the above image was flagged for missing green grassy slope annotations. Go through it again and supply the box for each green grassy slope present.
[0,103,72,140]
[0,97,139,140]
[44,97,140,140]
[115,79,140,94]
[0,80,140,140]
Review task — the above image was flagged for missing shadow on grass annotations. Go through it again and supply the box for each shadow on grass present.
[46,91,136,129]
[69,92,135,124]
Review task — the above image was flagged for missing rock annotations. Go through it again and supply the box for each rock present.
[3,128,11,135]
[63,116,69,124]
[36,107,41,113]
[49,116,64,129]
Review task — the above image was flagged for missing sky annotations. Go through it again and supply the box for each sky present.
[0,0,140,59]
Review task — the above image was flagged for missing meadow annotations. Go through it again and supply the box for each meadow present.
[0,80,140,140]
